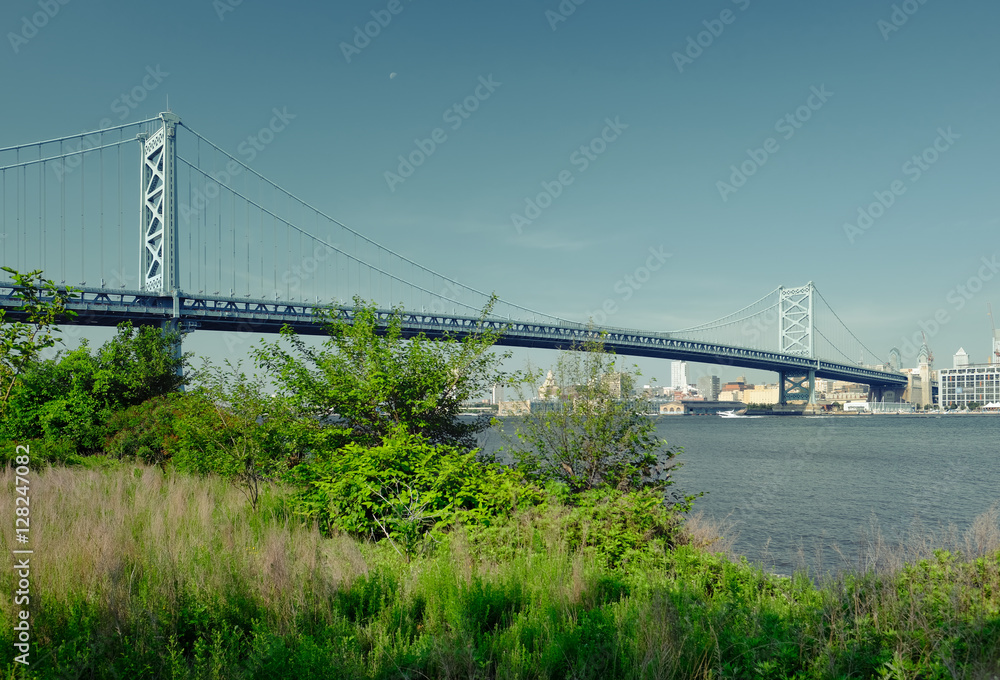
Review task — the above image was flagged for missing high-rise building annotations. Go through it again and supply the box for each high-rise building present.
[953,348,969,369]
[671,361,687,389]
[697,375,720,400]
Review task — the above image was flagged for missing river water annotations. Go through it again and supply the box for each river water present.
[481,415,1000,576]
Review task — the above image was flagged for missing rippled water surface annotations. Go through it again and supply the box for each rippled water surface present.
[481,415,1000,575]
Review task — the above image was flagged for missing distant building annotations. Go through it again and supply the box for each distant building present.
[538,370,557,400]
[953,347,970,369]
[660,400,744,415]
[697,375,720,401]
[938,362,1000,409]
[671,361,687,390]
[498,400,531,416]
[490,384,504,404]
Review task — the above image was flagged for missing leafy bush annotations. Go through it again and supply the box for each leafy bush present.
[1,322,188,454]
[288,427,543,558]
[104,393,188,466]
[559,488,688,568]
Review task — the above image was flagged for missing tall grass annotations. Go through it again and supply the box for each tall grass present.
[2,465,999,679]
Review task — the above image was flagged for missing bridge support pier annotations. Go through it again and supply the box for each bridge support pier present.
[161,318,185,382]
[779,370,816,405]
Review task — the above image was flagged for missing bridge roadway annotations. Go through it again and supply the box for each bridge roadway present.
[0,285,907,391]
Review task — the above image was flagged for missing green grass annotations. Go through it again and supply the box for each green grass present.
[2,465,999,679]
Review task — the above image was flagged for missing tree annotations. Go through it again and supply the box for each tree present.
[0,267,77,417]
[92,321,188,406]
[172,361,298,511]
[254,296,510,450]
[503,338,683,497]
[2,322,188,451]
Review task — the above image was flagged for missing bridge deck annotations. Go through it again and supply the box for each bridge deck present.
[0,285,906,389]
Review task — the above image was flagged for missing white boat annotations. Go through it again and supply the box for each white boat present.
[718,408,761,418]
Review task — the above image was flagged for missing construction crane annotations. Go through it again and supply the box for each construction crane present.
[990,303,1000,363]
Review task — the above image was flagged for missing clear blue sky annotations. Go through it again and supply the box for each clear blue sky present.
[2,0,998,385]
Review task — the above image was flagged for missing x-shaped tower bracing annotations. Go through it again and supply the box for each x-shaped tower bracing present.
[778,283,817,404]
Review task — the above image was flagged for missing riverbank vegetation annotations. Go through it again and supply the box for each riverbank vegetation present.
[1,467,999,679]
[2,272,1000,678]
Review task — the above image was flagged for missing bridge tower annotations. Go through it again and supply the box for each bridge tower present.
[777,282,816,405]
[137,112,185,375]
[138,112,181,294]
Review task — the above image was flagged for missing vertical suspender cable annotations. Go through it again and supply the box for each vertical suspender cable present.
[117,132,122,284]
[100,144,105,282]
[60,142,65,282]
[231,174,236,294]
[41,146,46,275]
[81,151,85,283]
[244,167,249,296]
[15,148,20,269]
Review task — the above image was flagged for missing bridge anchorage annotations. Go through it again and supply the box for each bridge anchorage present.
[0,111,908,405]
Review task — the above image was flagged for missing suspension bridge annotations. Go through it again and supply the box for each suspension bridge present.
[0,112,907,404]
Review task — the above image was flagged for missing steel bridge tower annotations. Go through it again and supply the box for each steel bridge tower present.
[777,282,817,405]
[137,112,185,374]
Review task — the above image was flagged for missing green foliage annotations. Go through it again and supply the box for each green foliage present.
[1,322,187,452]
[288,427,542,558]
[0,267,78,416]
[505,338,683,496]
[254,296,510,450]
[3,467,1000,679]
[560,488,687,568]
[104,393,187,466]
[171,361,307,510]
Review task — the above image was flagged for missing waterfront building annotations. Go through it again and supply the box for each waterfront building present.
[497,400,531,416]
[670,361,688,390]
[938,361,1000,409]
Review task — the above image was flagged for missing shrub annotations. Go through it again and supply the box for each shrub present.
[288,427,543,558]
[104,393,188,466]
